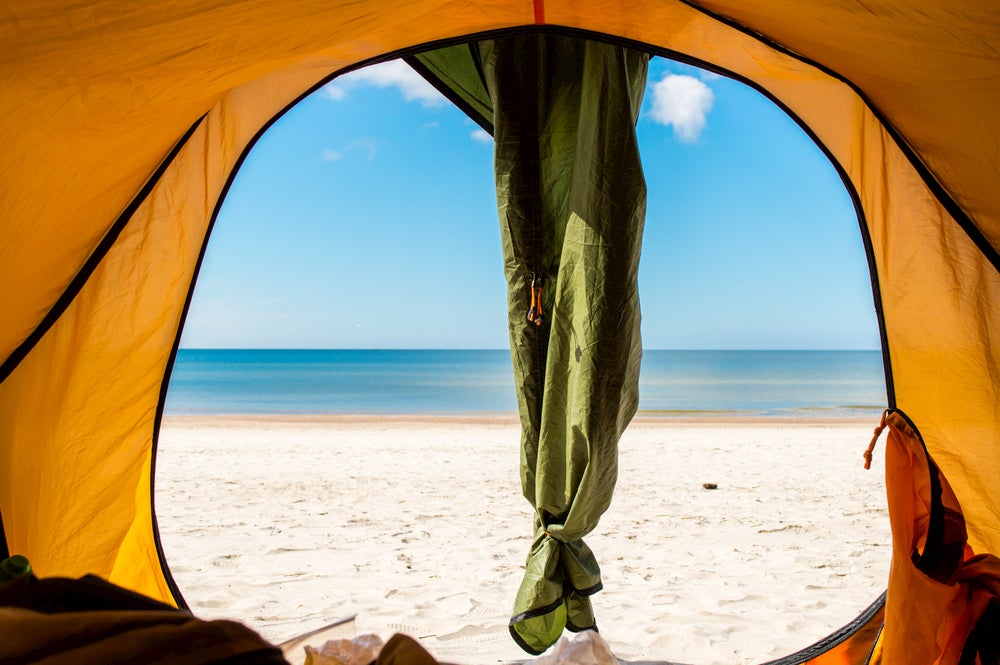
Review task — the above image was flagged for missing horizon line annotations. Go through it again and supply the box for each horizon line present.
[176,346,883,352]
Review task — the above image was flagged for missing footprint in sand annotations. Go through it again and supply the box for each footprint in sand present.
[384,588,424,600]
[462,599,496,620]
[352,564,379,576]
[212,554,241,569]
[381,622,434,639]
[196,598,231,609]
[435,625,506,643]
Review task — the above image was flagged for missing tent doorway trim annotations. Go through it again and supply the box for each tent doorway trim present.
[150,26,895,662]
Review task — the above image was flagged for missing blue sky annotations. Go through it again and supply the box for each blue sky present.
[180,57,880,350]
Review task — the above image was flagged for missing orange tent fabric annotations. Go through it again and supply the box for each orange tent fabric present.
[2,2,998,662]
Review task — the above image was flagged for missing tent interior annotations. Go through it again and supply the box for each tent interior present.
[2,2,999,664]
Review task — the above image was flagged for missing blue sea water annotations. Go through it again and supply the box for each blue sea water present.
[164,349,887,418]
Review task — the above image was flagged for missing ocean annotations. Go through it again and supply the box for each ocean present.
[164,349,887,419]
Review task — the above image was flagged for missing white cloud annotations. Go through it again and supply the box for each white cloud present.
[470,128,492,143]
[323,60,446,107]
[320,82,347,100]
[648,74,715,142]
[320,148,343,161]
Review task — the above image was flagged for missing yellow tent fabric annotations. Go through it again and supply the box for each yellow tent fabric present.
[2,1,999,662]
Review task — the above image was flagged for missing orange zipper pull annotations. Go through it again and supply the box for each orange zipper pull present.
[527,273,544,326]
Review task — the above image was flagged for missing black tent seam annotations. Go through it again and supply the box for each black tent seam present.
[674,0,1000,274]
[505,579,603,627]
[914,453,948,578]
[143,118,216,611]
[524,36,548,427]
[575,580,603,597]
[760,591,887,665]
[510,597,566,626]
[0,115,206,385]
[864,623,885,665]
[0,508,9,560]
[565,619,596,633]
[508,597,567,655]
[0,114,204,606]
[468,43,490,113]
[150,111,265,610]
[508,625,547,656]
[889,409,958,583]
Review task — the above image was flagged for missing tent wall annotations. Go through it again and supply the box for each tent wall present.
[1,0,531,602]
[2,0,999,660]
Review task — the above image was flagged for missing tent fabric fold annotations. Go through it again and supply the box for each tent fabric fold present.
[874,410,1000,664]
[508,526,603,654]
[417,34,648,654]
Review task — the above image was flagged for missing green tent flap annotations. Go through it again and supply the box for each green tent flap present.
[416,34,648,654]
[406,46,493,134]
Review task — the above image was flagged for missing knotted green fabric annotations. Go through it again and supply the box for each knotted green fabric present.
[412,34,647,655]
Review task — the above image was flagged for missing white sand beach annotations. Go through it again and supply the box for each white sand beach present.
[155,416,891,665]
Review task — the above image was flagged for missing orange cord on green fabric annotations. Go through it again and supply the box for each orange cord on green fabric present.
[527,274,544,326]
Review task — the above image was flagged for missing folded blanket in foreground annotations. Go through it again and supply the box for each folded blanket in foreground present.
[0,573,286,665]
